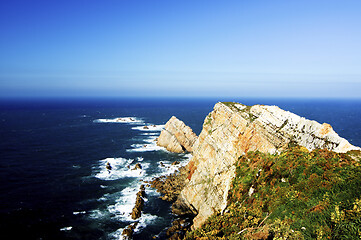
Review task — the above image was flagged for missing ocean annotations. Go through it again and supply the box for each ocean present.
[0,97,360,240]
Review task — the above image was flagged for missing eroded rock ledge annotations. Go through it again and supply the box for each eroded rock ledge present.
[157,116,197,153]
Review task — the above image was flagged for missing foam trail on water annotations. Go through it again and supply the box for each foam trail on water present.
[134,213,159,232]
[141,132,159,136]
[132,124,165,132]
[94,117,143,124]
[109,228,126,240]
[109,213,159,240]
[127,135,164,152]
[88,182,140,222]
[94,157,149,180]
[156,153,192,177]
[107,185,139,221]
[88,209,108,220]
[73,211,86,215]
[127,143,164,152]
[60,226,72,231]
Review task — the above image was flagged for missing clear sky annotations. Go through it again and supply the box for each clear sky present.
[1,0,360,98]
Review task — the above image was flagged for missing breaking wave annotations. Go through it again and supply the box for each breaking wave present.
[94,157,149,180]
[94,117,143,124]
[132,124,165,132]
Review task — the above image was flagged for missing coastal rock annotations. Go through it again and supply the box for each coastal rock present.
[149,166,189,203]
[106,162,112,172]
[157,116,197,153]
[132,163,142,170]
[171,161,180,165]
[166,218,192,239]
[177,102,361,229]
[122,222,138,239]
[131,185,145,220]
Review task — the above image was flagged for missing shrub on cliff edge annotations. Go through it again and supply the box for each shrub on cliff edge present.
[185,147,361,239]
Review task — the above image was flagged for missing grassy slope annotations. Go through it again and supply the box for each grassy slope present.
[185,147,361,239]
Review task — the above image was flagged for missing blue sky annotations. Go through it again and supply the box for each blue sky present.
[0,0,360,98]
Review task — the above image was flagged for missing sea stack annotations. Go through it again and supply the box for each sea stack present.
[157,116,197,153]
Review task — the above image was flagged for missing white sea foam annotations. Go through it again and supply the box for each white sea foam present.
[94,157,149,180]
[158,162,184,176]
[94,180,159,238]
[94,117,143,124]
[145,187,161,197]
[143,135,159,143]
[127,143,164,152]
[156,153,192,176]
[89,209,107,219]
[60,226,72,231]
[73,211,86,215]
[131,124,165,131]
[98,193,110,202]
[89,191,133,220]
[107,185,139,221]
[126,135,164,152]
[184,153,193,161]
[109,228,125,240]
[134,213,158,232]
[108,213,159,239]
[141,132,159,136]
[98,196,107,201]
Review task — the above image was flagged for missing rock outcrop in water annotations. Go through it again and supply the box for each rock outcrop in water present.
[171,102,360,229]
[157,116,197,153]
[131,185,145,220]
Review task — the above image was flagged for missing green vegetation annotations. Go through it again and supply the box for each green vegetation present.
[205,113,212,126]
[185,147,361,239]
[221,102,258,123]
[222,102,238,108]
[204,113,213,134]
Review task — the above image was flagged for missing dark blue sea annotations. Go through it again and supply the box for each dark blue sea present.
[0,97,360,240]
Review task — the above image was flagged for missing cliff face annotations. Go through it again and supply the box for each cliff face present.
[157,116,198,153]
[176,102,360,229]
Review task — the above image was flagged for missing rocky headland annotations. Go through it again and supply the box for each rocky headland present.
[153,101,360,239]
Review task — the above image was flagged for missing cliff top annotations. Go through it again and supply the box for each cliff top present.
[218,101,360,153]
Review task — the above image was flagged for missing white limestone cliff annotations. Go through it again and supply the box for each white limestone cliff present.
[175,102,360,229]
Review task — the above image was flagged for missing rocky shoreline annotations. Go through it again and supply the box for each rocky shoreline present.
[148,163,194,239]
[121,161,194,240]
